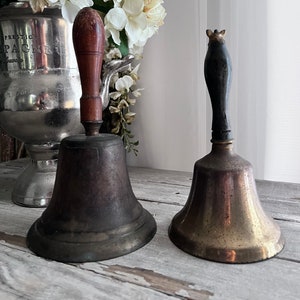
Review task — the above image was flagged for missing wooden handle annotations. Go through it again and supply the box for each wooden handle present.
[204,29,233,143]
[73,7,105,136]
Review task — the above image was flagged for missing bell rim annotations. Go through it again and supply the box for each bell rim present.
[26,209,157,263]
[168,223,285,264]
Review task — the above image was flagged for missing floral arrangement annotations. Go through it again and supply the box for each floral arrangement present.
[0,0,166,154]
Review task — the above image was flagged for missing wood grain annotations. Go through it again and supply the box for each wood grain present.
[0,159,299,300]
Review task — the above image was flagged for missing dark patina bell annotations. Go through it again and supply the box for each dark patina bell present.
[26,8,156,262]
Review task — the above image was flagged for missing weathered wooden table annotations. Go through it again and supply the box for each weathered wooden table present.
[0,159,299,300]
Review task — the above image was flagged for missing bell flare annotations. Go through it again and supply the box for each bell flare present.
[27,134,156,263]
[169,144,284,263]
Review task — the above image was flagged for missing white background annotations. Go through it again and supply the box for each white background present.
[127,0,300,184]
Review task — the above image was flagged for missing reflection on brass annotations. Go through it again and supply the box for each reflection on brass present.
[168,30,284,263]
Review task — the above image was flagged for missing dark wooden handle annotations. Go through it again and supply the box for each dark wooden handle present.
[204,29,233,143]
[73,7,105,136]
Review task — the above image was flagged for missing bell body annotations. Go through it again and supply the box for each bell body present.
[169,143,284,263]
[27,134,156,262]
[0,2,83,206]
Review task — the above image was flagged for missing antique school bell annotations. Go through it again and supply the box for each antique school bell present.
[169,30,285,263]
[26,8,156,263]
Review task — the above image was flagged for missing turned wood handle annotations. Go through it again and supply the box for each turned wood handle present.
[204,29,233,143]
[73,8,105,136]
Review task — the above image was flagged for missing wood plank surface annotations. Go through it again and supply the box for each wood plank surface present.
[0,159,299,300]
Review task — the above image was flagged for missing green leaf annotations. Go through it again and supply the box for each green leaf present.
[118,30,129,56]
[108,29,129,57]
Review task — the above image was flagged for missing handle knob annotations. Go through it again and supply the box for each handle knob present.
[73,8,105,136]
[204,29,233,143]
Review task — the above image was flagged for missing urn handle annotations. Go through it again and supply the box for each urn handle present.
[204,29,233,143]
[73,7,105,136]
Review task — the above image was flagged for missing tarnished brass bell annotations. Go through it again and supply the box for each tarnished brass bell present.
[26,8,156,263]
[168,29,284,263]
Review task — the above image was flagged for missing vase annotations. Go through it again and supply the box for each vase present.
[0,2,83,207]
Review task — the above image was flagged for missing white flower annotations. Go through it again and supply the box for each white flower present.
[108,99,128,113]
[132,0,166,50]
[126,0,166,54]
[104,0,147,48]
[132,88,143,98]
[123,0,147,47]
[124,111,136,124]
[133,26,156,49]
[102,0,165,55]
[144,0,166,27]
[109,91,122,100]
[115,75,134,92]
[118,99,129,109]
[127,98,136,105]
[123,0,144,15]
[104,7,127,45]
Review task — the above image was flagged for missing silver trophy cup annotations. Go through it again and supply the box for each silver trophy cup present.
[0,2,134,207]
[0,2,83,207]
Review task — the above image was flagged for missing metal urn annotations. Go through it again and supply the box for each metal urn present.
[0,2,83,207]
[0,2,133,207]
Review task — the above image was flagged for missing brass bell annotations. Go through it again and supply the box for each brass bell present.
[169,29,284,263]
[26,8,156,263]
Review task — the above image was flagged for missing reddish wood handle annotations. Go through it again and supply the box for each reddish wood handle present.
[73,8,105,136]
